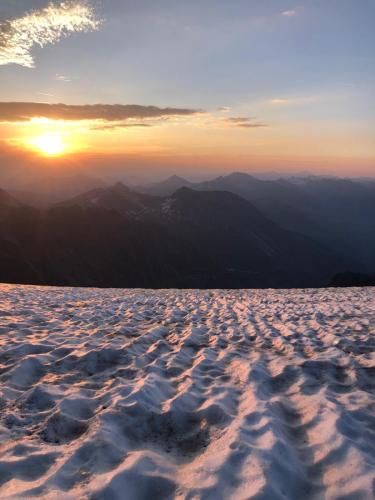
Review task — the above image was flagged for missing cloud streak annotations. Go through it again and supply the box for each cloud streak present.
[91,123,152,131]
[56,74,74,82]
[268,96,319,106]
[0,102,200,122]
[0,103,269,133]
[0,1,102,68]
[270,98,289,105]
[224,117,268,128]
[281,10,297,17]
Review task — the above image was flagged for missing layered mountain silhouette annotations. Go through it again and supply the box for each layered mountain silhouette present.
[59,182,163,217]
[9,174,106,208]
[140,173,375,269]
[0,173,368,288]
[135,175,193,196]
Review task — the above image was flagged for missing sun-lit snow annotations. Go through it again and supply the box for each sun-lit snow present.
[0,284,374,499]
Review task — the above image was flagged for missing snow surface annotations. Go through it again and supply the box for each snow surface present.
[0,284,374,499]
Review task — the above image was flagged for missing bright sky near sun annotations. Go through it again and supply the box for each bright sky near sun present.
[0,0,374,179]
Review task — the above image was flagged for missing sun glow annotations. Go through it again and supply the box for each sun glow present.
[30,133,67,156]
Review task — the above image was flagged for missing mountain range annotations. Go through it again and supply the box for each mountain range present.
[139,172,375,269]
[0,172,373,288]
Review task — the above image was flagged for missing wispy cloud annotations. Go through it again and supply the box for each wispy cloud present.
[270,98,290,105]
[0,1,102,68]
[0,102,200,122]
[37,92,55,98]
[91,122,152,131]
[224,117,268,128]
[268,96,318,106]
[281,10,297,17]
[56,74,74,82]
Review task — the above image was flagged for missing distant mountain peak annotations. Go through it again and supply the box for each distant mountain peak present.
[136,174,193,196]
[159,175,193,189]
[111,181,130,193]
[0,188,21,208]
[166,174,190,183]
[226,171,256,181]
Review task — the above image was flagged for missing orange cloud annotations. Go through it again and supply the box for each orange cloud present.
[0,102,200,123]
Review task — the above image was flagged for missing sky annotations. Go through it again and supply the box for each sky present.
[0,0,374,184]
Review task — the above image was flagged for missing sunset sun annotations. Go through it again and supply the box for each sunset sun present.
[31,133,66,156]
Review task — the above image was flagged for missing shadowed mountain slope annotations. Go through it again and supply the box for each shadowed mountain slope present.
[142,172,375,270]
[0,184,357,288]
